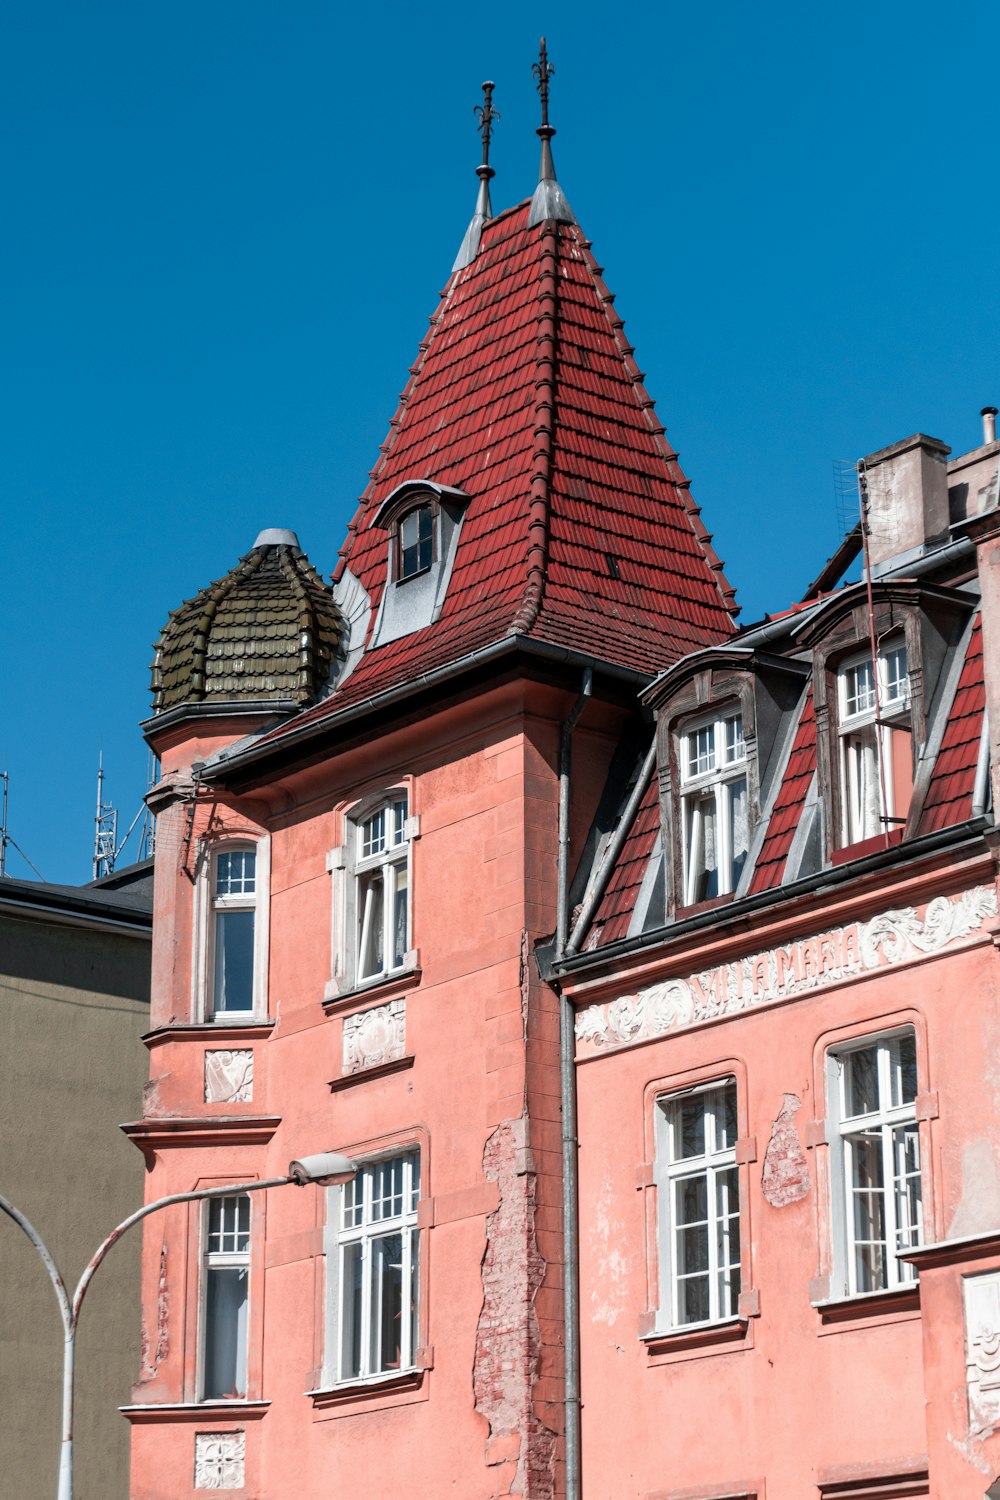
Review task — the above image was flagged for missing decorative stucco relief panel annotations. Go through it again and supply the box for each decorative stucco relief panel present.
[577,885,997,1054]
[965,1270,1000,1433]
[194,1430,245,1490]
[204,1050,254,1104]
[343,998,406,1074]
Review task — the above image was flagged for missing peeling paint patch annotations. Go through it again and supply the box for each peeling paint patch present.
[138,1241,169,1381]
[590,1176,630,1326]
[475,1118,556,1499]
[761,1094,810,1208]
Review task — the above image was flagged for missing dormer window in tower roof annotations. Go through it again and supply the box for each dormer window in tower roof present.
[368,481,471,649]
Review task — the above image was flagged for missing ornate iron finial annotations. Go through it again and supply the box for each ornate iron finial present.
[475,80,499,177]
[533,38,554,133]
[452,79,499,272]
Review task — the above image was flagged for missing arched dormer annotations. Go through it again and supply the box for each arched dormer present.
[368,481,471,648]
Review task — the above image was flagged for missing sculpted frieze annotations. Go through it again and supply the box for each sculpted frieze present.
[576,885,997,1054]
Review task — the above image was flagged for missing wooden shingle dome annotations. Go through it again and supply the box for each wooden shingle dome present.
[150,530,342,715]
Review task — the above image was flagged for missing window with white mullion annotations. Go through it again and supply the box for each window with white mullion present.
[679,711,748,905]
[354,796,410,983]
[657,1082,741,1328]
[832,1031,922,1296]
[837,641,911,845]
[332,1151,420,1384]
[200,1194,251,1401]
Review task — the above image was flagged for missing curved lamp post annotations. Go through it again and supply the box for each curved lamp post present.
[0,1150,356,1500]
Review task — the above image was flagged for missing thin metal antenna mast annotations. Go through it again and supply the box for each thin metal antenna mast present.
[0,771,45,880]
[0,771,8,878]
[93,755,119,880]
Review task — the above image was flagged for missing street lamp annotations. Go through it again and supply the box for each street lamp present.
[0,1151,356,1500]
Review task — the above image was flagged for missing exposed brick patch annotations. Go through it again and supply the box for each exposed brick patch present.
[761,1094,811,1208]
[475,1117,557,1498]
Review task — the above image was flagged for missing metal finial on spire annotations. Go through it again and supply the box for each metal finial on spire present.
[532,37,554,131]
[452,80,500,273]
[475,80,499,174]
[528,37,576,227]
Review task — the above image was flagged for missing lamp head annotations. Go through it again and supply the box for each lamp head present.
[287,1152,357,1186]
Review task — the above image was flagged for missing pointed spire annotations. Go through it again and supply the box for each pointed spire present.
[528,37,575,228]
[452,81,500,273]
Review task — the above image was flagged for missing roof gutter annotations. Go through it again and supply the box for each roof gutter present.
[201,634,650,788]
[555,816,992,979]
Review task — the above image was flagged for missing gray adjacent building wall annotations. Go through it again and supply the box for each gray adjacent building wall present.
[0,879,150,1499]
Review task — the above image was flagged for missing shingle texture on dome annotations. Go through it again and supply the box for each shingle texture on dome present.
[151,539,341,714]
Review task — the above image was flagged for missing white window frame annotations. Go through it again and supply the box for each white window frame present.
[678,709,748,906]
[838,640,911,845]
[198,1193,251,1401]
[826,1028,923,1298]
[654,1079,741,1330]
[326,790,418,997]
[192,837,270,1023]
[323,1151,421,1387]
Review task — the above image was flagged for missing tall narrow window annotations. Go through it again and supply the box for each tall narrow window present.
[828,1030,922,1296]
[355,795,410,983]
[397,504,434,580]
[656,1081,741,1327]
[211,849,256,1016]
[838,641,912,845]
[201,1194,250,1399]
[679,710,748,905]
[330,1152,420,1383]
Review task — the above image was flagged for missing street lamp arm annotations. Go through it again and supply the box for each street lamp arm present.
[0,1193,72,1335]
[71,1175,292,1324]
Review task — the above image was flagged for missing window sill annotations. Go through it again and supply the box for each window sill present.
[143,1020,275,1047]
[813,1282,920,1329]
[121,1399,270,1424]
[322,966,422,1015]
[674,892,734,919]
[328,1054,415,1092]
[307,1367,427,1415]
[641,1316,749,1359]
[831,828,904,866]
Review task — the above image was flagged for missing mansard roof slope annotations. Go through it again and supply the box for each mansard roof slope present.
[240,198,737,760]
[575,581,988,956]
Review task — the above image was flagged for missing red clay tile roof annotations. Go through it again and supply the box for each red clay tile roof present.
[918,614,984,834]
[748,687,816,893]
[590,768,660,947]
[250,201,737,747]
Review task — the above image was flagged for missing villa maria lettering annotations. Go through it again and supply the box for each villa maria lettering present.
[576,885,998,1052]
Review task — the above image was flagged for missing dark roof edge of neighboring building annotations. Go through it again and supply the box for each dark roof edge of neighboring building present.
[0,863,153,937]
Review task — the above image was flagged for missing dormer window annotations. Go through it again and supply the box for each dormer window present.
[369,481,471,649]
[679,709,749,905]
[398,503,434,580]
[838,640,912,845]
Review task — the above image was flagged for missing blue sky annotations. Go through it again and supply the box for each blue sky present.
[2,1,997,883]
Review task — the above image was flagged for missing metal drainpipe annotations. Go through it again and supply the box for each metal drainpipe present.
[973,709,991,816]
[557,667,591,1500]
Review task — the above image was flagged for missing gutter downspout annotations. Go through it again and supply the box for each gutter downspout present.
[973,709,991,816]
[556,667,591,1500]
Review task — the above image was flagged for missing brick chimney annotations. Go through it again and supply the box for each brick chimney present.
[860,433,952,572]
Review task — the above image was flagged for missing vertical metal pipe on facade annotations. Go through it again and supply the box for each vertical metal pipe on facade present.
[557,667,591,1500]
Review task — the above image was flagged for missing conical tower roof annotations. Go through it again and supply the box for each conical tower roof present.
[150,530,341,716]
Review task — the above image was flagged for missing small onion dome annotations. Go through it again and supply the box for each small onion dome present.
[150,529,342,715]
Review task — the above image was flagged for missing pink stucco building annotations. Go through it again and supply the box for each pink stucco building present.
[127,57,1000,1500]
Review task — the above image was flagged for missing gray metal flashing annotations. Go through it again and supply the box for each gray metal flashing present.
[452,175,493,273]
[0,876,152,937]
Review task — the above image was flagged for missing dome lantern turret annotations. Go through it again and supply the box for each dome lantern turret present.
[150,530,342,718]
